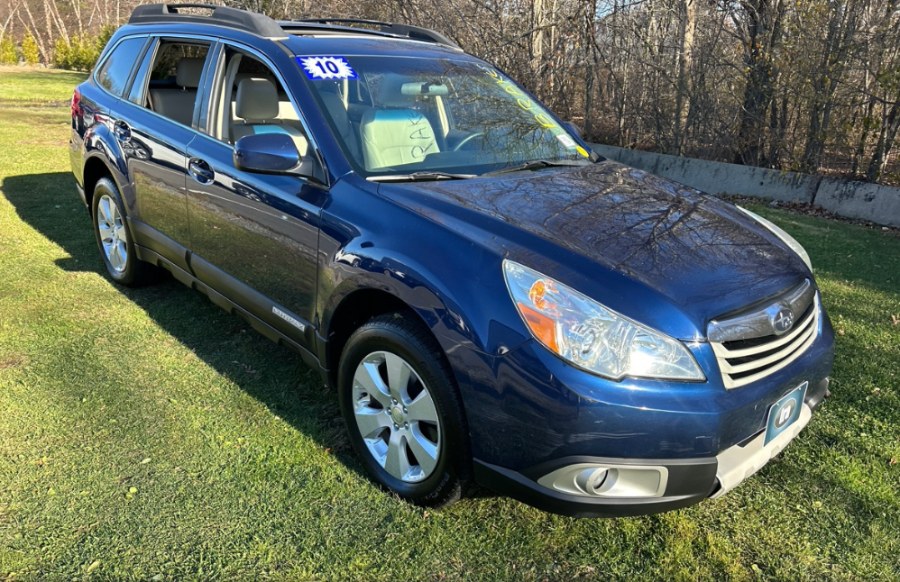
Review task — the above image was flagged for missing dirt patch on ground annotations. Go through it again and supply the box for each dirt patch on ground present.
[0,353,29,370]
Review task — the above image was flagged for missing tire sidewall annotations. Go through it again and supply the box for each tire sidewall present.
[338,317,467,505]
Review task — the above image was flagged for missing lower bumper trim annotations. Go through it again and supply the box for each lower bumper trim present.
[474,458,715,518]
[712,403,812,498]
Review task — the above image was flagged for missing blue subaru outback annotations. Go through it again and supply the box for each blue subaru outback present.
[70,3,834,516]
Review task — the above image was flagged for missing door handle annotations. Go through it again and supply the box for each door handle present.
[113,120,131,143]
[188,157,215,185]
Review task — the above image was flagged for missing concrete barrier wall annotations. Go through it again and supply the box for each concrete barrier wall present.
[590,144,900,228]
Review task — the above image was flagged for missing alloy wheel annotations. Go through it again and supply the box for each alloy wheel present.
[351,351,442,483]
[96,194,128,273]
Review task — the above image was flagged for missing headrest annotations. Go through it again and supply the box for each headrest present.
[236,77,279,121]
[176,58,204,88]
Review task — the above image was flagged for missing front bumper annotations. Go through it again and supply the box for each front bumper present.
[473,388,826,518]
[447,290,834,517]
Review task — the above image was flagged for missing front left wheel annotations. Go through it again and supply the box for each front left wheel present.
[337,313,470,507]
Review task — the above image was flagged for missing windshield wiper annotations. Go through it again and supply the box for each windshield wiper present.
[368,171,476,182]
[483,159,591,176]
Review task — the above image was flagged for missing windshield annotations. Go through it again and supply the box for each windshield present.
[297,55,592,178]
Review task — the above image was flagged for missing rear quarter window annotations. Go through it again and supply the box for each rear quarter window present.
[96,37,147,98]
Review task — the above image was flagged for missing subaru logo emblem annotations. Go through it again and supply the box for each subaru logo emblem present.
[772,307,794,335]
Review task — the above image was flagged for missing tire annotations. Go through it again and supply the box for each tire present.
[91,177,154,286]
[337,312,469,507]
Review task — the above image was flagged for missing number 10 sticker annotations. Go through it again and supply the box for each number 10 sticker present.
[298,56,357,80]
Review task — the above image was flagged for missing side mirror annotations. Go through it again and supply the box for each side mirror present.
[233,132,301,174]
[564,121,584,139]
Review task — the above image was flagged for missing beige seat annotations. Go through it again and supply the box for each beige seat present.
[360,108,439,170]
[231,77,308,156]
[149,58,204,126]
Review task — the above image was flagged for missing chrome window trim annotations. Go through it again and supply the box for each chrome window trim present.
[95,29,330,185]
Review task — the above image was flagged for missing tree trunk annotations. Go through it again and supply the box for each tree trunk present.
[19,2,49,63]
[673,0,698,156]
[867,98,900,181]
[801,1,859,174]
[734,0,784,166]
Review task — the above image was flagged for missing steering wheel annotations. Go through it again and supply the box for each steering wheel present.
[452,131,485,152]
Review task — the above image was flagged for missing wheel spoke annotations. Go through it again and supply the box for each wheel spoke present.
[355,407,390,438]
[354,361,392,408]
[115,240,128,270]
[98,196,113,225]
[384,431,410,480]
[109,242,123,270]
[407,390,438,423]
[97,221,113,241]
[108,244,117,267]
[407,425,438,476]
[384,352,411,401]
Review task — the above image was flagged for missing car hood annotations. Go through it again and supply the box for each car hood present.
[376,161,809,337]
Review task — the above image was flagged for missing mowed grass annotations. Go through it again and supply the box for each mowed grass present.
[0,66,898,580]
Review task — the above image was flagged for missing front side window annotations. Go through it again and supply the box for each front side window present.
[96,37,147,98]
[301,56,591,177]
[207,47,311,158]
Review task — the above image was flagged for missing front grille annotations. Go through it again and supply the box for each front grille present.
[709,281,820,389]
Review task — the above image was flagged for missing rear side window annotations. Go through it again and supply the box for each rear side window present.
[96,37,146,98]
[141,41,212,127]
[126,39,157,105]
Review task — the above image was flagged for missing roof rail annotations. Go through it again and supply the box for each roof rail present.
[285,18,460,48]
[129,3,287,39]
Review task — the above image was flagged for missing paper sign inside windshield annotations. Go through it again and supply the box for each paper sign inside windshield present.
[298,56,357,80]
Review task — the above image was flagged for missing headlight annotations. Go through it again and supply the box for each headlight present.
[502,260,705,381]
[737,206,812,271]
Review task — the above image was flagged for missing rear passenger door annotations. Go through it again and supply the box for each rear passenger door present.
[185,44,325,347]
[120,38,214,273]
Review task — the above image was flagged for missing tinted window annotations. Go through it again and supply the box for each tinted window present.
[126,39,157,105]
[143,41,211,127]
[209,47,310,151]
[96,37,146,97]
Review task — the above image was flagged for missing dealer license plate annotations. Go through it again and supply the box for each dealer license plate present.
[765,381,807,445]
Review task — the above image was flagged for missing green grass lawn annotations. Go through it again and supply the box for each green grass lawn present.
[0,67,898,580]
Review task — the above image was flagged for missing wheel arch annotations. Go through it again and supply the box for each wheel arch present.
[324,287,437,390]
[82,156,115,210]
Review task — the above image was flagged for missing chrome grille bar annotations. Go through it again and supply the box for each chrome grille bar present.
[709,282,820,389]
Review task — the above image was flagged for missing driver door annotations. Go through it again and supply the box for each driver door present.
[185,44,325,348]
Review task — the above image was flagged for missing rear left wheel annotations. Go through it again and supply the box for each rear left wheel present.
[91,177,154,286]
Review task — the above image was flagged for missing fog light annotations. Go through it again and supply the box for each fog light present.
[575,467,613,494]
[538,463,668,498]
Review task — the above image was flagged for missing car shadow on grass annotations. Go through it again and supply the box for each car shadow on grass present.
[2,171,388,493]
[5,171,496,506]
